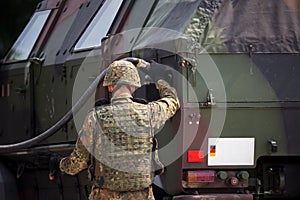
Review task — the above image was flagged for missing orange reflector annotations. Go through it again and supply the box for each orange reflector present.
[187,171,215,183]
[187,150,204,163]
[49,175,55,181]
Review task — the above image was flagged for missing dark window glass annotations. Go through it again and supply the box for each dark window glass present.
[5,10,51,62]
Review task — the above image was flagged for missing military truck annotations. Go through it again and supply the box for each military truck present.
[1,0,300,199]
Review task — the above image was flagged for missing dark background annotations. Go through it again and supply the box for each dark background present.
[0,0,41,59]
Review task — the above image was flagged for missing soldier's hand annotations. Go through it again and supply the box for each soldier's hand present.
[148,60,172,84]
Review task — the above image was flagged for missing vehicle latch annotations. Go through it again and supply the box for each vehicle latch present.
[268,140,278,153]
[206,89,216,106]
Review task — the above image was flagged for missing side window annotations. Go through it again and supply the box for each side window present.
[74,0,123,51]
[5,10,51,62]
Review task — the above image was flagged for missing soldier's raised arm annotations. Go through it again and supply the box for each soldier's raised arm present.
[147,62,180,132]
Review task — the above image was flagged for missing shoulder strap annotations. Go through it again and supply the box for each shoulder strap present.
[88,100,108,188]
[92,110,105,187]
[147,105,165,176]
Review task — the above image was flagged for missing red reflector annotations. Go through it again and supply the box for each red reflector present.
[229,177,239,186]
[187,150,204,163]
[187,171,215,183]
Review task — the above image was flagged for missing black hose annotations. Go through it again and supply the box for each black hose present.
[0,69,107,153]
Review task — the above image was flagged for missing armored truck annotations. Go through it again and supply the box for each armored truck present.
[1,0,300,199]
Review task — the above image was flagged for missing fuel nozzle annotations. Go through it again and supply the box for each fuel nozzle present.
[121,57,150,68]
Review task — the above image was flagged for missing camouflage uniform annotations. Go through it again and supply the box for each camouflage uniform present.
[60,60,180,200]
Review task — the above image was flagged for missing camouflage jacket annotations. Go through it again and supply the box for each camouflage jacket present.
[60,80,180,191]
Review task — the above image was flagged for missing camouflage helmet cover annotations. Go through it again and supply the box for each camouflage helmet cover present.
[103,60,141,87]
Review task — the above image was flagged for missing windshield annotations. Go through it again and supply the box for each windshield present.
[5,10,51,62]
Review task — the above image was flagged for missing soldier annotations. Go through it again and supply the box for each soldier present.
[60,59,180,200]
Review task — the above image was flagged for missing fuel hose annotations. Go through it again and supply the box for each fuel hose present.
[0,69,107,153]
[0,57,149,153]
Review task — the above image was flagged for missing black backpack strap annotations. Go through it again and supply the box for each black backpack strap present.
[94,99,109,107]
[131,97,148,104]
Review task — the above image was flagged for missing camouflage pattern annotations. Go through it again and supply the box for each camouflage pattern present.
[93,99,154,191]
[89,186,155,200]
[60,79,180,199]
[183,0,225,52]
[59,137,90,175]
[103,60,141,87]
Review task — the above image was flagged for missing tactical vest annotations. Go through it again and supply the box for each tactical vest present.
[89,98,163,191]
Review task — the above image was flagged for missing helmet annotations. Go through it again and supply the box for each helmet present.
[103,60,141,87]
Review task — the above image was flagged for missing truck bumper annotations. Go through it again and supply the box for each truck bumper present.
[173,194,253,200]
